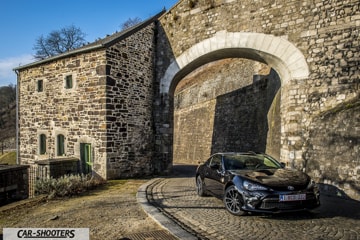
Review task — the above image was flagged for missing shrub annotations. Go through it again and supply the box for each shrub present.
[35,174,105,199]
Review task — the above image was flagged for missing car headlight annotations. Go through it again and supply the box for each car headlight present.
[243,180,268,191]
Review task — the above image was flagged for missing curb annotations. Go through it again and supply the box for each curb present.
[136,178,198,240]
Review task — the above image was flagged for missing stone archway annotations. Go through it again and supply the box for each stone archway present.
[155,31,310,172]
[160,31,309,95]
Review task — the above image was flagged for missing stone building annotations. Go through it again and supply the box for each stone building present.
[14,0,359,200]
[15,11,164,179]
[152,0,359,200]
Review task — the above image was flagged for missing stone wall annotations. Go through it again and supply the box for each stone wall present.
[161,0,359,61]
[17,22,158,180]
[212,71,281,154]
[105,23,157,178]
[15,0,360,199]
[157,0,360,199]
[18,49,108,177]
[174,100,215,164]
[304,98,360,200]
[173,58,281,164]
[36,158,80,179]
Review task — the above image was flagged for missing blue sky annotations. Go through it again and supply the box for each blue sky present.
[0,0,179,87]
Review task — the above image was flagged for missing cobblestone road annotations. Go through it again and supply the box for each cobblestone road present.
[147,164,360,240]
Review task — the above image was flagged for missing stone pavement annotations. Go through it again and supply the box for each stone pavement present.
[137,164,360,240]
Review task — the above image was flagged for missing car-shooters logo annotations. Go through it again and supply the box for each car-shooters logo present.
[3,228,89,240]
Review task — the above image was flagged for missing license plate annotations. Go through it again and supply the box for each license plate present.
[279,194,306,202]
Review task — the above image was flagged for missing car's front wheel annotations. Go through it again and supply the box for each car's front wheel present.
[196,175,206,196]
[224,185,247,216]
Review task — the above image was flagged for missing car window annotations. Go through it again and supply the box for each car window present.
[262,155,282,168]
[223,157,245,170]
[221,154,282,170]
[244,155,281,169]
[244,157,263,169]
[209,155,222,170]
[214,153,283,171]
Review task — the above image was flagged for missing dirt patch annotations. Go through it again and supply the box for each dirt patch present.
[0,179,163,240]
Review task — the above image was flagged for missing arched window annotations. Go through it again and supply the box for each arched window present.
[57,134,65,156]
[39,134,46,155]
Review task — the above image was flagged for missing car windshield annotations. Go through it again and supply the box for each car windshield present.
[223,154,282,170]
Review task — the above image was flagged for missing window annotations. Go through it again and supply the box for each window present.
[57,134,65,156]
[39,134,46,155]
[37,80,43,92]
[209,155,222,170]
[65,75,73,89]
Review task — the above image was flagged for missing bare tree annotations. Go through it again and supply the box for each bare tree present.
[0,85,16,154]
[0,84,16,110]
[121,17,142,30]
[33,25,86,60]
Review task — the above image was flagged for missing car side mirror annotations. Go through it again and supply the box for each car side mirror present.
[280,162,286,168]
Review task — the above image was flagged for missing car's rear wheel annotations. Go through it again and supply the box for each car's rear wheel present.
[196,175,206,196]
[224,185,247,216]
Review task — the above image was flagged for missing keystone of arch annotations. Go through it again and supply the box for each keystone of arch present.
[160,31,309,94]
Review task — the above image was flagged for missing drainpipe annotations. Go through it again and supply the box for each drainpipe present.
[14,69,20,165]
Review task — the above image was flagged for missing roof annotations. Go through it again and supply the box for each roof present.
[14,9,166,71]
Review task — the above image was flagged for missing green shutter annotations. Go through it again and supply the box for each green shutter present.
[57,134,65,156]
[80,143,92,174]
[39,134,46,155]
[37,80,43,92]
[65,75,73,89]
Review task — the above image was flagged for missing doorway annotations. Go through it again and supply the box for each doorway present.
[80,143,92,174]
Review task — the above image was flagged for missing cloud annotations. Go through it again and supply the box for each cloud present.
[0,54,34,86]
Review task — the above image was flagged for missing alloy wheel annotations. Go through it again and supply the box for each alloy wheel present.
[196,176,206,196]
[224,186,246,216]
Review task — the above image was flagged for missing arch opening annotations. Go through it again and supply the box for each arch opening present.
[172,58,281,165]
[156,31,310,171]
[160,31,309,96]
[169,48,267,96]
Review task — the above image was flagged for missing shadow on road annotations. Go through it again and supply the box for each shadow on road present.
[315,194,360,219]
[171,163,198,178]
[262,195,360,220]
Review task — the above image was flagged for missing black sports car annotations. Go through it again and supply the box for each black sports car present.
[195,152,320,215]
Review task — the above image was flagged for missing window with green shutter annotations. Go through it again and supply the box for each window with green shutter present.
[57,134,65,156]
[65,75,73,89]
[39,134,46,155]
[37,80,43,92]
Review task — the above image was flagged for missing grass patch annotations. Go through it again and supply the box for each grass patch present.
[0,151,16,165]
[104,179,149,195]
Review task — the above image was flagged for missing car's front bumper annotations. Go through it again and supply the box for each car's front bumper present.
[241,189,320,213]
